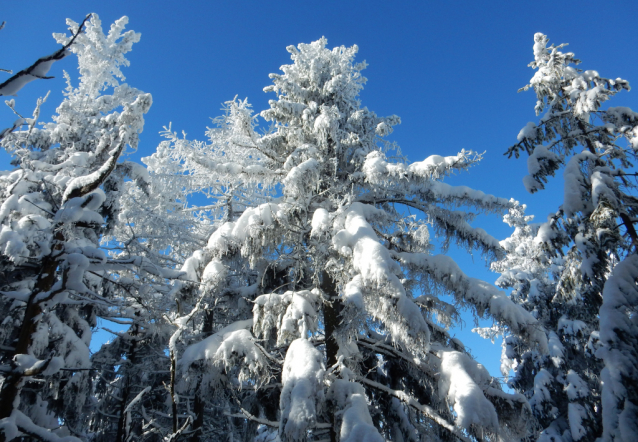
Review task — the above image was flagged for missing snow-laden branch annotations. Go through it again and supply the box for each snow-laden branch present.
[397,252,549,352]
[0,14,91,97]
[355,376,471,442]
[597,254,638,441]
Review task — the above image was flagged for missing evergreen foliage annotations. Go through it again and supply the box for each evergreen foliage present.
[159,37,542,442]
[0,14,179,441]
[1,14,637,442]
[499,33,638,442]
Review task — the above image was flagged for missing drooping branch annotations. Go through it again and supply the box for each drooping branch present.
[357,336,438,378]
[355,376,471,442]
[63,137,125,202]
[166,416,192,442]
[227,409,280,428]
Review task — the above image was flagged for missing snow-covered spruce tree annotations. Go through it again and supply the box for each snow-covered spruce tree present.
[0,14,177,441]
[504,34,638,442]
[491,204,602,441]
[109,98,273,269]
[164,38,549,442]
[89,99,276,442]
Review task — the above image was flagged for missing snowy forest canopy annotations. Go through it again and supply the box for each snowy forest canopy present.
[0,13,637,442]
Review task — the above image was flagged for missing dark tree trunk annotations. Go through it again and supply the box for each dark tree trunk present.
[190,309,215,442]
[0,232,64,437]
[321,269,342,442]
[115,324,140,442]
[114,378,132,442]
[321,270,341,368]
[190,392,205,442]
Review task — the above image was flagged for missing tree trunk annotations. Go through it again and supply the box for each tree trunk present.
[115,324,139,442]
[191,392,205,442]
[321,270,341,368]
[321,269,342,442]
[0,231,63,434]
[190,309,214,442]
[170,351,178,434]
[114,378,132,442]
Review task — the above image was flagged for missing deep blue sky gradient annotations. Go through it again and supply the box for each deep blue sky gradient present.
[2,0,637,379]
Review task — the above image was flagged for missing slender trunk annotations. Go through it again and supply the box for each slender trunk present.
[190,309,214,442]
[115,324,139,442]
[171,351,178,434]
[321,269,341,442]
[114,378,131,442]
[191,392,205,442]
[321,270,341,368]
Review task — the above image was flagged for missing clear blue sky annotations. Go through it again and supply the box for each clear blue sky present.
[2,0,637,379]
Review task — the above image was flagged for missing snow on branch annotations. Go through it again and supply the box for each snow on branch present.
[0,410,82,442]
[253,290,320,346]
[439,351,499,431]
[63,92,152,202]
[0,14,91,97]
[279,338,325,441]
[398,252,549,351]
[363,149,482,183]
[123,386,151,414]
[355,376,471,442]
[333,202,431,350]
[330,379,384,442]
[597,254,638,442]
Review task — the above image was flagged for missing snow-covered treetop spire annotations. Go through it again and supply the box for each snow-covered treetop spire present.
[521,33,629,117]
[53,14,140,98]
[261,37,399,169]
[264,37,367,108]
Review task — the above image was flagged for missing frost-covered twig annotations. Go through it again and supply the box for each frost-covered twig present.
[165,415,192,442]
[228,409,280,427]
[63,138,125,202]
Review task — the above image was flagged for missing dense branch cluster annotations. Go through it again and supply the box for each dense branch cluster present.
[0,15,636,442]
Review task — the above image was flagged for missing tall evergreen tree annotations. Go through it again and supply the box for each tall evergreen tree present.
[492,204,602,442]
[503,33,638,442]
[0,14,177,440]
[165,38,547,442]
